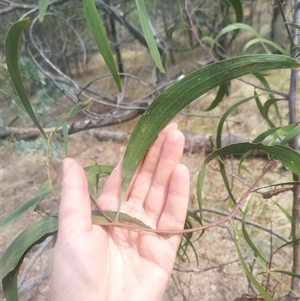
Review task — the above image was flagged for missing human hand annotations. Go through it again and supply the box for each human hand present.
[50,123,189,301]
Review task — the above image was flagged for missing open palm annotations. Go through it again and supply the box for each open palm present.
[50,123,189,301]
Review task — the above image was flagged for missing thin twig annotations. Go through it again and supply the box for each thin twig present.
[18,236,53,286]
[18,267,51,298]
[238,78,289,99]
[274,0,295,49]
[197,208,289,242]
[92,160,278,236]
[174,257,243,273]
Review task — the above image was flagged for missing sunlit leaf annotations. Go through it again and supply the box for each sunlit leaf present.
[135,0,165,73]
[5,18,46,137]
[83,0,122,91]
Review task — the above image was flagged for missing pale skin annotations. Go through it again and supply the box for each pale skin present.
[50,123,190,301]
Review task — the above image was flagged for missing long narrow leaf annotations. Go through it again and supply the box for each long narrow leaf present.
[233,230,274,301]
[268,124,299,145]
[215,23,270,53]
[62,121,68,157]
[1,181,52,230]
[83,0,122,91]
[242,38,289,56]
[5,18,46,137]
[216,96,256,203]
[280,124,300,145]
[57,98,92,128]
[228,0,243,42]
[197,143,300,214]
[242,205,268,263]
[135,0,165,73]
[204,83,227,111]
[1,217,58,279]
[263,98,285,127]
[271,270,300,279]
[84,164,115,200]
[2,259,22,301]
[39,0,51,22]
[122,54,299,199]
[238,125,298,172]
[0,89,25,111]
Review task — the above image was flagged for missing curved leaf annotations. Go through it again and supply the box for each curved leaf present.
[83,0,122,91]
[204,83,227,111]
[1,181,52,230]
[122,54,299,199]
[228,0,243,42]
[242,38,289,56]
[0,89,25,111]
[233,230,274,301]
[135,0,165,73]
[216,95,256,203]
[242,205,268,264]
[85,164,115,199]
[197,143,300,214]
[215,23,271,54]
[1,217,58,279]
[5,18,46,137]
[57,98,92,128]
[238,124,299,172]
[263,98,285,127]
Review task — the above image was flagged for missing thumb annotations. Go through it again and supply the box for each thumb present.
[58,158,92,237]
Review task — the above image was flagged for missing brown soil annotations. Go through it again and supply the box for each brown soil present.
[1,112,296,300]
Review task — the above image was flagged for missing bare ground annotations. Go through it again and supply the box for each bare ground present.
[1,108,296,300]
[1,33,298,299]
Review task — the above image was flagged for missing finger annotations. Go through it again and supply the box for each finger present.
[143,129,185,221]
[124,122,178,206]
[98,122,178,210]
[58,158,92,236]
[96,160,123,210]
[158,163,189,245]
